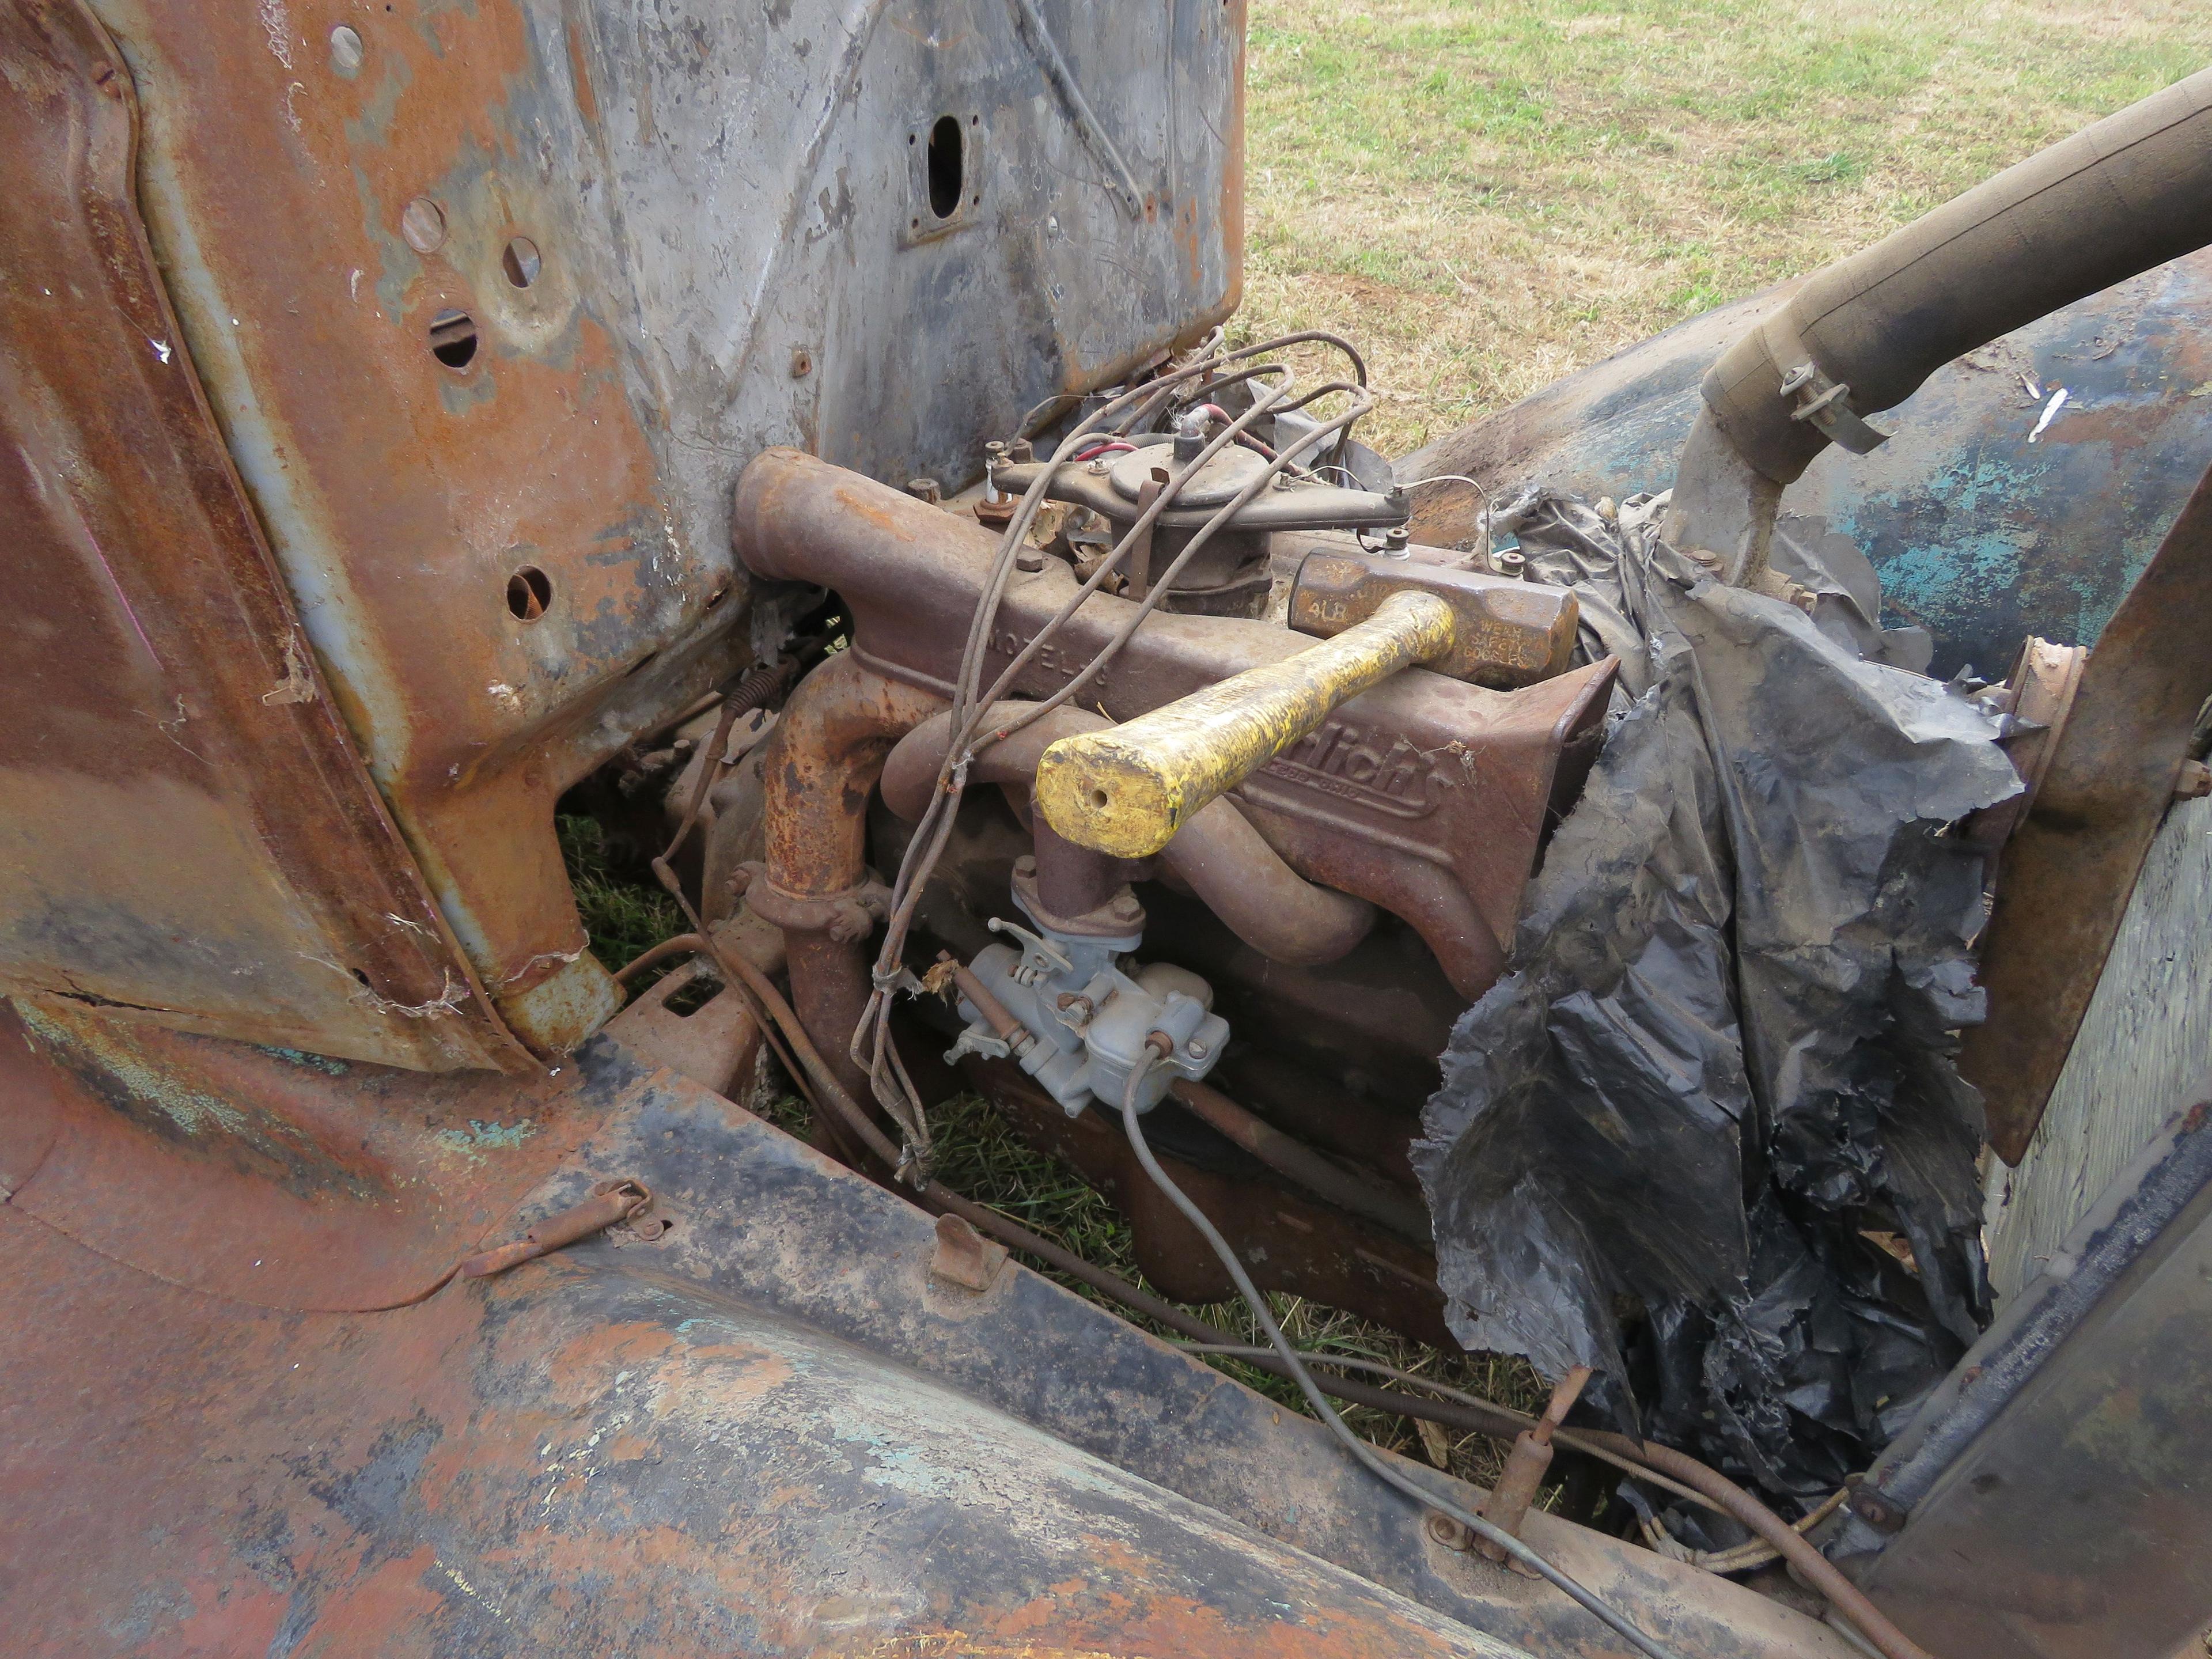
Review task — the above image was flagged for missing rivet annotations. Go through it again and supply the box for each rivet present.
[400,196,446,255]
[790,347,813,378]
[329,24,364,74]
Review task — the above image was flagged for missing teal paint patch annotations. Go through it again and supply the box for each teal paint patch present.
[21,1004,251,1139]
[256,1046,351,1075]
[431,1117,535,1160]
[1872,524,2025,646]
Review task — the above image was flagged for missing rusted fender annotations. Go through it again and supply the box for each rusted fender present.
[0,1018,1860,1659]
[0,1205,1534,1659]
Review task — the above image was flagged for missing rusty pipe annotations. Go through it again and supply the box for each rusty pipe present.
[881,705,1375,965]
[1476,1365,1592,1568]
[758,650,946,1108]
[1169,1078,1430,1245]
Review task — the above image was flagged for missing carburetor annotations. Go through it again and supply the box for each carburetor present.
[945,861,1228,1116]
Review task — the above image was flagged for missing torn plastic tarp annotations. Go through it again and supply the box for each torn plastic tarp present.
[1413,490,2020,1500]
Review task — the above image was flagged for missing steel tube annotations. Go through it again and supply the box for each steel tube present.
[1169,1077,1430,1245]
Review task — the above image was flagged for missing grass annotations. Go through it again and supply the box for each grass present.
[560,815,683,975]
[1234,0,2212,455]
[564,3,2212,1499]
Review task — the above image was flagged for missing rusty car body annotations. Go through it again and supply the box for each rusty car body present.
[5,2,2210,1656]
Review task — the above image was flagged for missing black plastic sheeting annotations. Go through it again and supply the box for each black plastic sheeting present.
[1413,490,2021,1503]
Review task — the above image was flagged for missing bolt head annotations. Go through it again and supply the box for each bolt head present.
[1185,1039,1209,1060]
[1425,1512,1472,1551]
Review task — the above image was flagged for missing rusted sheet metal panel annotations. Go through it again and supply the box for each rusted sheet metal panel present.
[1961,464,2212,1162]
[0,0,513,1072]
[575,0,1248,506]
[1846,1097,2212,1659]
[0,997,617,1309]
[0,1210,1531,1659]
[65,0,1240,1060]
[87,0,719,1052]
[1403,250,2212,680]
[0,1024,1853,1658]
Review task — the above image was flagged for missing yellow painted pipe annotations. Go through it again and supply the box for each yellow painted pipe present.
[1033,590,1457,858]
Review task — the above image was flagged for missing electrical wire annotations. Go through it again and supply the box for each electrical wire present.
[1116,1051,1684,1659]
[849,332,1378,1166]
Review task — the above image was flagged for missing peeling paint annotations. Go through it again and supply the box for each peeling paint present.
[430,1117,535,1160]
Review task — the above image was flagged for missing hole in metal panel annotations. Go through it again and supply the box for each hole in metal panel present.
[506,566,552,621]
[501,236,541,287]
[429,309,479,369]
[926,114,964,219]
[664,977,721,1018]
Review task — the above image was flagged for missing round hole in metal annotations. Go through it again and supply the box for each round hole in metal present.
[501,236,541,288]
[506,566,552,621]
[429,309,478,369]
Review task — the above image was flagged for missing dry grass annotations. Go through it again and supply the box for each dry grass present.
[1235,0,2212,455]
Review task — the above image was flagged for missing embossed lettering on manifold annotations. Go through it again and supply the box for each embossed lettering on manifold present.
[1259,720,1455,818]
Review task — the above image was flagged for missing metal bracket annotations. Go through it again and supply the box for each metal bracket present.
[1779,362,1889,454]
[927,1212,1008,1293]
[459,1179,654,1279]
[942,1026,1013,1065]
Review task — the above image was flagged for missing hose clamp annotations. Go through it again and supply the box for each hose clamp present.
[1779,362,1889,454]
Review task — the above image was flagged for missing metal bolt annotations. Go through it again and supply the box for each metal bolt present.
[1494,549,1527,581]
[789,347,813,378]
[1086,457,1112,476]
[1382,526,1411,558]
[1846,1481,1910,1535]
[328,24,364,74]
[1015,547,1046,573]
[1185,1038,1209,1060]
[400,196,446,255]
[906,477,942,505]
[1425,1512,1473,1551]
[1009,437,1035,463]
